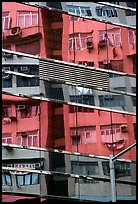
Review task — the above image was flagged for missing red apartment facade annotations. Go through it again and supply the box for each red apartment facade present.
[2,93,136,160]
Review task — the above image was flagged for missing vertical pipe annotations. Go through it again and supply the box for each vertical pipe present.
[109,154,116,202]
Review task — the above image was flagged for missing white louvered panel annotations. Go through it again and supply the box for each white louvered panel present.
[39,60,109,89]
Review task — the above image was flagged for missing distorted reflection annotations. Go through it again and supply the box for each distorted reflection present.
[2,94,136,160]
[2,144,136,200]
[2,50,136,114]
[2,2,136,75]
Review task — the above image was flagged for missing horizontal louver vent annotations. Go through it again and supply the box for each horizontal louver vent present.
[39,60,109,89]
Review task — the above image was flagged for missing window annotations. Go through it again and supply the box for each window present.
[95,6,118,17]
[71,126,96,145]
[2,133,12,144]
[128,30,136,44]
[2,105,12,118]
[2,174,6,186]
[70,95,95,106]
[16,40,40,55]
[98,28,121,46]
[99,95,125,108]
[69,32,93,50]
[102,161,131,177]
[16,67,39,87]
[16,173,39,186]
[17,11,38,27]
[131,96,136,106]
[2,12,11,30]
[2,66,14,88]
[2,77,12,88]
[100,124,124,143]
[67,6,92,17]
[71,161,99,183]
[16,104,40,118]
[2,172,12,186]
[16,130,39,147]
[32,173,39,184]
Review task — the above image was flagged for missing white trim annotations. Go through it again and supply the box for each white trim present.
[97,2,136,12]
[2,48,136,78]
[17,11,38,27]
[2,14,11,30]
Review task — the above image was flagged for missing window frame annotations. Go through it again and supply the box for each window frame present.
[2,12,11,30]
[67,5,92,17]
[17,11,38,28]
[16,172,39,186]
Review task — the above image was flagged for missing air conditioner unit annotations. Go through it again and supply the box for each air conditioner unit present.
[17,105,26,110]
[20,66,30,73]
[2,67,11,72]
[120,125,128,133]
[2,117,11,124]
[9,26,22,37]
[103,95,113,99]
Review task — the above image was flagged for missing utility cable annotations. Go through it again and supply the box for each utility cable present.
[71,2,81,200]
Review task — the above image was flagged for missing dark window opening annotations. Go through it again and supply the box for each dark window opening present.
[17,67,39,87]
[102,161,131,177]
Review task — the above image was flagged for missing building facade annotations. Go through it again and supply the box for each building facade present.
[2,2,136,202]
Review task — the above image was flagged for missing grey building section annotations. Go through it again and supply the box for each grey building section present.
[2,50,136,115]
[2,144,136,201]
[22,2,136,27]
